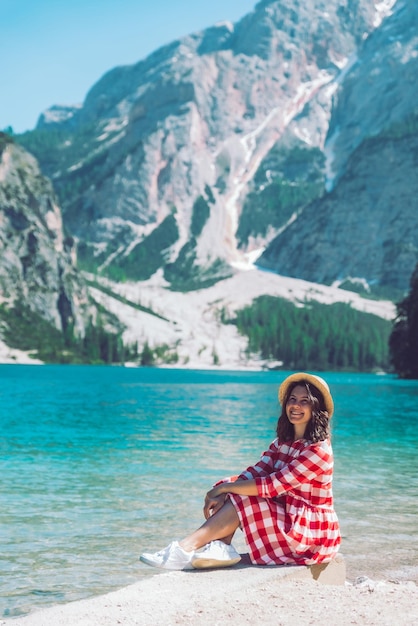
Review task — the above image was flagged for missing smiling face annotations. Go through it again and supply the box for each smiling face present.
[285,384,313,439]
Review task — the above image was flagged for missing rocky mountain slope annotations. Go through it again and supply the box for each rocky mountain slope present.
[258,0,418,294]
[0,134,132,364]
[0,133,90,337]
[18,0,415,298]
[0,133,396,368]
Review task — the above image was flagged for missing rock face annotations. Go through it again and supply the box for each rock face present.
[325,0,418,186]
[0,134,90,335]
[258,129,418,293]
[257,0,418,294]
[19,0,417,296]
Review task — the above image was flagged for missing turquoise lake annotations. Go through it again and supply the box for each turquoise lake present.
[1,365,417,617]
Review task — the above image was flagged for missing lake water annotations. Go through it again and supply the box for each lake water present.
[1,365,417,618]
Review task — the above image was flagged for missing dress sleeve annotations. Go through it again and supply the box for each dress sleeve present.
[255,440,333,498]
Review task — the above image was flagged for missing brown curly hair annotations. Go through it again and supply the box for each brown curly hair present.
[276,380,331,443]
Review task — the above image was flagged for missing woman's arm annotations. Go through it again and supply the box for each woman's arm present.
[203,479,258,518]
[209,480,259,498]
[205,441,333,515]
[256,441,333,498]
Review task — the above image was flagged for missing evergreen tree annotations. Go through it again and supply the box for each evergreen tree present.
[389,263,418,378]
[140,341,155,366]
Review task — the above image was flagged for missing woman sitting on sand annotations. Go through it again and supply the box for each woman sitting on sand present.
[140,372,341,570]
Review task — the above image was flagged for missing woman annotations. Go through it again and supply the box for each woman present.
[140,372,341,570]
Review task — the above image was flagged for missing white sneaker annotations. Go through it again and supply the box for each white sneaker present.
[139,541,195,570]
[191,540,241,569]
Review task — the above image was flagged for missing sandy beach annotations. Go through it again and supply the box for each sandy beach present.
[4,558,418,626]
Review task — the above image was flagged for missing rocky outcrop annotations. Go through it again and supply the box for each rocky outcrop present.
[0,133,91,335]
[325,0,418,187]
[257,0,418,294]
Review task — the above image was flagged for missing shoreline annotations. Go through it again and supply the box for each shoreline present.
[3,561,417,626]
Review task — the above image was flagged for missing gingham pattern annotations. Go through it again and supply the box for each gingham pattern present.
[226,438,341,565]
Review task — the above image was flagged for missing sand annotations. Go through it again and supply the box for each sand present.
[4,560,418,626]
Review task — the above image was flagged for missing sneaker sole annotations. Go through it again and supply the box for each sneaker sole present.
[140,554,195,570]
[191,556,242,569]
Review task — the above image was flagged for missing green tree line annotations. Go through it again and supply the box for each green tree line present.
[0,303,138,365]
[232,296,391,372]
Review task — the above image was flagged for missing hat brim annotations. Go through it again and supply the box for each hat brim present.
[278,372,334,418]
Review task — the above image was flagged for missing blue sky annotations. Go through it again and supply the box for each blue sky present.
[1,0,257,133]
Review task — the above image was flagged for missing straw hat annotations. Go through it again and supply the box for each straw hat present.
[278,372,334,418]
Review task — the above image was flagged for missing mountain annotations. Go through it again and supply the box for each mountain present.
[18,0,414,298]
[3,0,416,366]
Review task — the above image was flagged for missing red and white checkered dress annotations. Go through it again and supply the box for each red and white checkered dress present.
[226,438,341,565]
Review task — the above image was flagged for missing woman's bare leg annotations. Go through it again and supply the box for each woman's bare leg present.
[179,500,240,552]
[217,532,235,545]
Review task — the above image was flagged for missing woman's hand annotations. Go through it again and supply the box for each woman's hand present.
[202,479,258,519]
[203,486,227,520]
